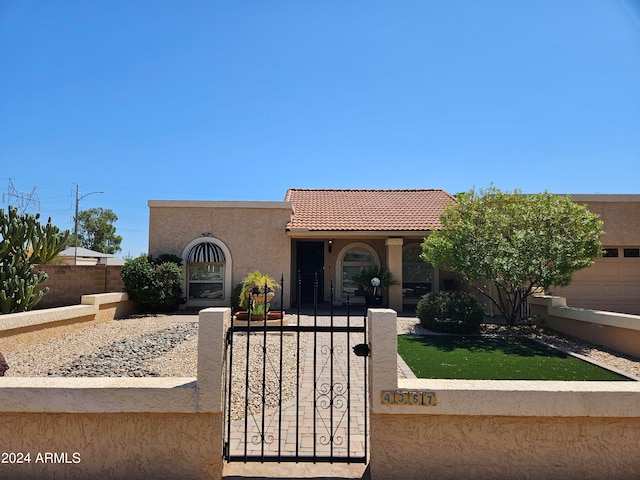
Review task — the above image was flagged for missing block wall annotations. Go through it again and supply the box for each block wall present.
[34,265,124,308]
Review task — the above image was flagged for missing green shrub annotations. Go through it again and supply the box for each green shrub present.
[121,255,183,311]
[153,253,183,266]
[416,291,484,334]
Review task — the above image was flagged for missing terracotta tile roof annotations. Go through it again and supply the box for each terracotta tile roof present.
[285,189,456,232]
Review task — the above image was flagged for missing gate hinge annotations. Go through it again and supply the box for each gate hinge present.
[353,343,370,357]
[225,329,232,347]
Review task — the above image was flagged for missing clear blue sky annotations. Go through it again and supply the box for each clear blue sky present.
[2,1,639,257]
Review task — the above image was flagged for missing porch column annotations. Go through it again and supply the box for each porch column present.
[385,238,403,312]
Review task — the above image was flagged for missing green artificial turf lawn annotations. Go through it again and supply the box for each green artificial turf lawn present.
[397,334,631,381]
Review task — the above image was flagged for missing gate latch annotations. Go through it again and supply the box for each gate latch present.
[353,343,370,357]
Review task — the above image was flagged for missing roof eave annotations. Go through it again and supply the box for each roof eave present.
[148,200,293,210]
[286,229,436,238]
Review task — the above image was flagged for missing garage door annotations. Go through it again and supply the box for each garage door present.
[552,252,640,315]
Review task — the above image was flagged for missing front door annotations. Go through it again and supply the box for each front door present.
[296,241,324,304]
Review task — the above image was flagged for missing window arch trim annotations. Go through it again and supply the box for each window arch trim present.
[181,237,232,304]
[335,242,381,303]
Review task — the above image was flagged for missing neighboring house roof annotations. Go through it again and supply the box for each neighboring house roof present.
[59,246,113,258]
[58,247,126,265]
[284,188,457,233]
[103,257,126,266]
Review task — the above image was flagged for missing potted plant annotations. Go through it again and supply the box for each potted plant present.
[351,266,398,306]
[235,270,281,320]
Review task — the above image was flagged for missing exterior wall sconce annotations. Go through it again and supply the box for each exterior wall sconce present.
[328,239,333,253]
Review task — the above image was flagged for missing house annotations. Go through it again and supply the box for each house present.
[550,195,640,315]
[147,190,640,315]
[58,246,126,266]
[148,189,457,312]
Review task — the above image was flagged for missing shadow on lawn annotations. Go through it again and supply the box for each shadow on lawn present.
[400,334,569,359]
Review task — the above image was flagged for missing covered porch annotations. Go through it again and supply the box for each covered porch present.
[285,189,459,312]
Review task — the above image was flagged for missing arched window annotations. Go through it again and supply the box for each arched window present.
[182,238,232,304]
[402,245,433,304]
[338,243,379,303]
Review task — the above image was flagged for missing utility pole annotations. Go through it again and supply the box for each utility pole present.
[73,184,104,265]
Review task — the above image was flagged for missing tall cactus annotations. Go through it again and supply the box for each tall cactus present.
[0,207,69,314]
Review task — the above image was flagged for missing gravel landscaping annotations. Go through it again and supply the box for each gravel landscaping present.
[2,313,639,382]
[2,315,199,377]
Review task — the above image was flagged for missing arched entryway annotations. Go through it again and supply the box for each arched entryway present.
[182,237,232,307]
[336,242,380,304]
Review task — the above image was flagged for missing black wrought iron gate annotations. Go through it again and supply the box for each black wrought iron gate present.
[223,275,368,464]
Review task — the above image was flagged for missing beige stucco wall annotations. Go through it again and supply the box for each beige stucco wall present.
[148,201,292,308]
[529,294,640,357]
[0,307,229,480]
[371,414,640,480]
[0,293,135,354]
[570,195,640,246]
[4,301,640,478]
[0,412,221,480]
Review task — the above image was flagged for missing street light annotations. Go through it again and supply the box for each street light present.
[74,184,104,265]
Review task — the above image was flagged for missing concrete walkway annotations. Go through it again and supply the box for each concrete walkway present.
[223,463,369,480]
[223,313,369,479]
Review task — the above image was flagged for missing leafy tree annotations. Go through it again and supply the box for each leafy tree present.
[0,207,69,313]
[421,187,604,325]
[70,207,122,254]
[120,255,183,311]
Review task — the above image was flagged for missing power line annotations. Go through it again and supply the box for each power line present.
[2,178,40,213]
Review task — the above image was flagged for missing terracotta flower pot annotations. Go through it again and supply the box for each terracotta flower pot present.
[234,310,283,321]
